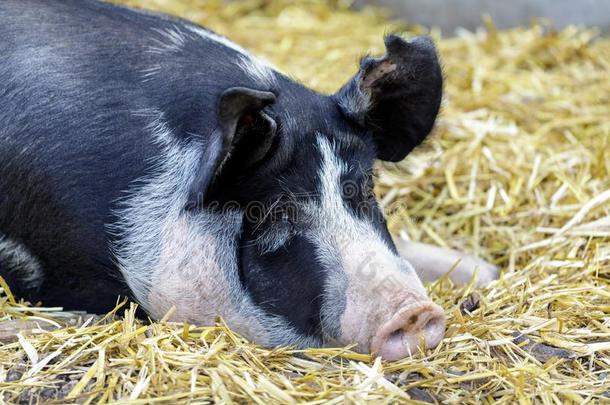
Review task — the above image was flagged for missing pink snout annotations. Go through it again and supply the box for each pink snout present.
[370,302,446,361]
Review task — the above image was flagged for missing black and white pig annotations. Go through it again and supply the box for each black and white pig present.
[0,0,498,360]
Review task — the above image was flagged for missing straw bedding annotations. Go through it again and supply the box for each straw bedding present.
[1,1,609,403]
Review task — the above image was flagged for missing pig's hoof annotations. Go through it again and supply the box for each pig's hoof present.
[392,239,500,287]
[449,255,499,287]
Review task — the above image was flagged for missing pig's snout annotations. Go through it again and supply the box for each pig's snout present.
[334,242,447,361]
[370,302,446,361]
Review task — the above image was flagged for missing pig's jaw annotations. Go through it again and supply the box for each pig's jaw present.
[145,211,322,349]
[146,214,259,331]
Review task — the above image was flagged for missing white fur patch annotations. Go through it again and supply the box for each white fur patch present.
[146,214,269,339]
[337,80,371,118]
[185,25,249,55]
[0,233,44,289]
[144,23,277,87]
[185,25,277,86]
[147,25,189,54]
[235,54,277,89]
[309,136,432,352]
[110,108,200,306]
[140,65,162,83]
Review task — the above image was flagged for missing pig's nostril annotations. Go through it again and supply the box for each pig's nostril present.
[390,329,404,339]
[422,312,445,348]
[424,317,441,333]
[370,303,446,361]
[383,328,408,352]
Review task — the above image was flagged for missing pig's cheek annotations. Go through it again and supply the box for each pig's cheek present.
[148,244,221,324]
[146,219,224,323]
[145,217,268,342]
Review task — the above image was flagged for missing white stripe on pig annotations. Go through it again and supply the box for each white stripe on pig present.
[309,136,431,352]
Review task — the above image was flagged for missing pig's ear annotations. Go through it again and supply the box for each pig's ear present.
[333,35,443,162]
[187,87,277,208]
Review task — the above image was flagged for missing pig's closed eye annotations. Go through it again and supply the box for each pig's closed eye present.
[254,214,296,254]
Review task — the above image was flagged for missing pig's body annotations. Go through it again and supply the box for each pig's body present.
[0,0,498,360]
[0,0,283,310]
[0,0,168,310]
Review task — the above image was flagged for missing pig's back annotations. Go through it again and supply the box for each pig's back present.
[0,0,254,310]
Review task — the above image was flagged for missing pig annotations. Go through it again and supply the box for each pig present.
[0,0,498,360]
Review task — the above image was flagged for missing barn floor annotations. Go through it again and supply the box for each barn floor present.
[1,1,609,403]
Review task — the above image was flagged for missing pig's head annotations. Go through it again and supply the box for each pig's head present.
[189,35,444,360]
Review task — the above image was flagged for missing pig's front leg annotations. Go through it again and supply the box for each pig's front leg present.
[393,237,499,287]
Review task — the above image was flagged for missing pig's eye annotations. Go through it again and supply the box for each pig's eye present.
[251,206,299,254]
[270,199,303,225]
[255,219,295,254]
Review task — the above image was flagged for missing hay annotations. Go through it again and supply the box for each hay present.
[1,0,609,403]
